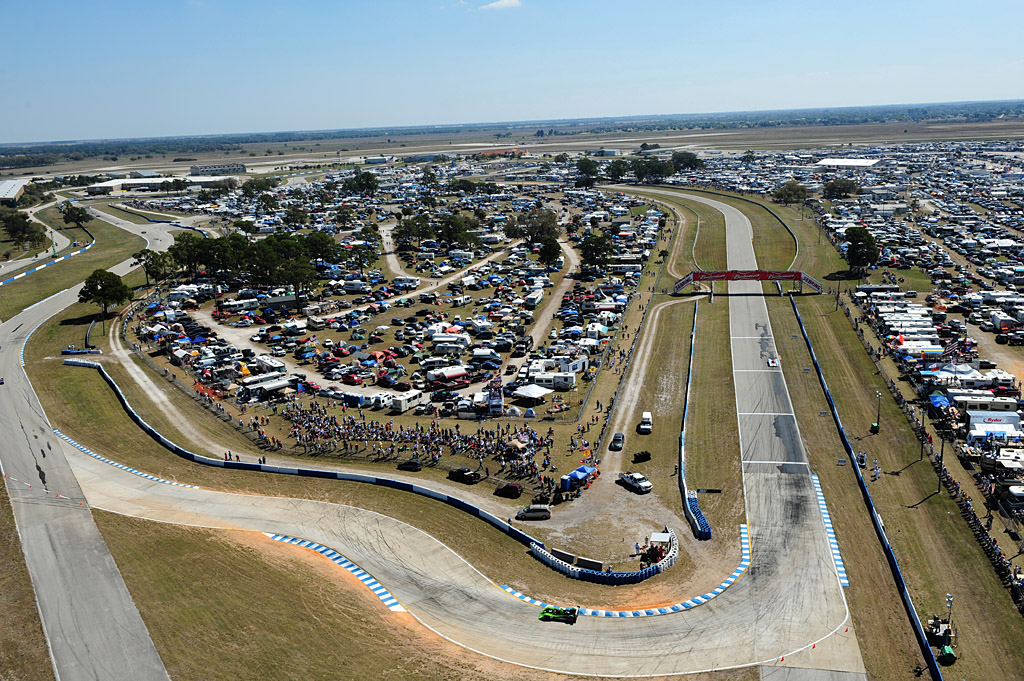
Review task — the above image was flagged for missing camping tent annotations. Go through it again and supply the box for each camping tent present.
[513,384,553,400]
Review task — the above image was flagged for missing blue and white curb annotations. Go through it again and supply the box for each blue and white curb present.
[266,534,406,612]
[811,474,849,587]
[501,524,751,618]
[52,429,199,489]
[0,240,95,288]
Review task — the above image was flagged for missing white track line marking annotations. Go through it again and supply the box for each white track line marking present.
[743,460,810,466]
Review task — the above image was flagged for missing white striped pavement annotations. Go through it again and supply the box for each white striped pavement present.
[811,474,850,587]
[52,429,199,489]
[265,534,406,612]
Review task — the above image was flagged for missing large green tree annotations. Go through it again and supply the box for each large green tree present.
[79,269,132,330]
[576,157,599,179]
[282,205,309,228]
[671,151,705,172]
[167,232,208,277]
[505,208,561,243]
[2,211,45,248]
[822,179,859,200]
[305,231,339,265]
[578,231,615,268]
[255,193,279,213]
[631,158,676,184]
[436,213,481,246]
[343,171,378,196]
[131,249,170,287]
[773,180,809,205]
[537,237,562,265]
[394,214,434,245]
[605,159,630,181]
[844,226,879,274]
[61,203,91,229]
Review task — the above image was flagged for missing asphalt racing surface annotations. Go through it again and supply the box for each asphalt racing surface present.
[0,211,174,680]
[2,194,866,678]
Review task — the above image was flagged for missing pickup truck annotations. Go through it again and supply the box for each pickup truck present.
[618,472,653,494]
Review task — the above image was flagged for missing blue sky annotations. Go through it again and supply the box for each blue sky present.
[2,0,1022,144]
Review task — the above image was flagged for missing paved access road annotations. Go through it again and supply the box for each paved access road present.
[0,219,175,681]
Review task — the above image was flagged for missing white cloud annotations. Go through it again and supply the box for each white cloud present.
[480,0,521,9]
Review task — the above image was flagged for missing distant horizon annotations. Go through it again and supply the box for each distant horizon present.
[3,0,1022,145]
[4,98,1024,148]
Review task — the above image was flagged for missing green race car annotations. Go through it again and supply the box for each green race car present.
[538,605,579,624]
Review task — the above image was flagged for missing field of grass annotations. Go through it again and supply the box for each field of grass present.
[689,199,728,272]
[0,209,146,320]
[0,478,55,681]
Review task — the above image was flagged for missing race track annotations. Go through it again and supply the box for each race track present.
[1,192,867,679]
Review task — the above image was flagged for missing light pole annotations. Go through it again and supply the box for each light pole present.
[945,593,955,636]
[873,390,882,434]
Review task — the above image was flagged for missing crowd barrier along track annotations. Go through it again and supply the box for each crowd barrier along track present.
[679,302,711,539]
[0,225,96,288]
[61,358,543,547]
[788,296,943,680]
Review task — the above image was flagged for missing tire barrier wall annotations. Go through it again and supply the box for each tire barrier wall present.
[60,349,101,355]
[0,225,96,288]
[679,302,712,540]
[61,358,544,552]
[502,525,750,618]
[529,527,679,585]
[788,297,943,680]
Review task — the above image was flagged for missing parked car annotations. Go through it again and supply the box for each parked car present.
[494,482,523,499]
[448,467,481,484]
[515,504,551,521]
[397,459,422,472]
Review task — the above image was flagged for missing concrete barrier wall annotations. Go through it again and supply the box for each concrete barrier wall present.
[788,298,943,680]
[679,303,712,540]
[63,359,545,551]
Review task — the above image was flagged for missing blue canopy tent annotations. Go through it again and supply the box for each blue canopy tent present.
[560,465,597,491]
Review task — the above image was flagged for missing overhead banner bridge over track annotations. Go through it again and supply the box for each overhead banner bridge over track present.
[673,270,824,295]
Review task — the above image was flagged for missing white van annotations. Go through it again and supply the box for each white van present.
[639,412,653,434]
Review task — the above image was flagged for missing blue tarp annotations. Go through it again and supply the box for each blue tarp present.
[929,395,951,408]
